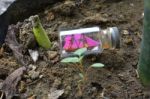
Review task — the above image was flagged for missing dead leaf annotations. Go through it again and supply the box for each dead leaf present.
[28,49,39,62]
[1,66,26,99]
[48,89,64,99]
[0,91,4,99]
[5,25,27,65]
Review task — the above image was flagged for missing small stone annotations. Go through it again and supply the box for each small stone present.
[39,75,43,79]
[28,70,40,80]
[28,64,37,71]
[47,51,58,60]
[26,79,32,83]
[122,30,129,35]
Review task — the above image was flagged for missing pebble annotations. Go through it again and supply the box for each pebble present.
[142,13,144,18]
[28,70,40,80]
[47,51,58,60]
[39,75,43,79]
[122,30,129,35]
[28,64,37,71]
[26,79,32,83]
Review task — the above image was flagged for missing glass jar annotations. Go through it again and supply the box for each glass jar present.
[59,27,120,57]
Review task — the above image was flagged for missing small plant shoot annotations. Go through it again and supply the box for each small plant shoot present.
[31,15,51,49]
[61,47,104,95]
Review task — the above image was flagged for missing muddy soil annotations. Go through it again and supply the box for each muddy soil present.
[0,0,147,99]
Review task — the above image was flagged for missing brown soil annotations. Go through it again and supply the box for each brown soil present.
[0,0,148,99]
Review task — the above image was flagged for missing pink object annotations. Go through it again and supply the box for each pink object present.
[63,34,99,51]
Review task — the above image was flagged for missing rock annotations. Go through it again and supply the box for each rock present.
[47,51,58,60]
[26,79,32,83]
[28,70,40,80]
[28,64,37,71]
[122,30,129,35]
[39,75,43,79]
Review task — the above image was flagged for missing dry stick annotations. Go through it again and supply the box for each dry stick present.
[69,63,85,95]
[79,66,92,95]
[0,92,4,99]
[69,63,84,74]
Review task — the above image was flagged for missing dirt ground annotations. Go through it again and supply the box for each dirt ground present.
[0,0,147,99]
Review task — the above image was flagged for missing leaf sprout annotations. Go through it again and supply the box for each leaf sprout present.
[61,48,105,95]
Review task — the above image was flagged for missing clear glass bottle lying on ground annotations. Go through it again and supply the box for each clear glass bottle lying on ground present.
[59,27,120,58]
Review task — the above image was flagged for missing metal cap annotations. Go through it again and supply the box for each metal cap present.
[110,27,120,48]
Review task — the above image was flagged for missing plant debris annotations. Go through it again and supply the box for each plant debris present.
[1,66,26,99]
[5,25,27,65]
[28,49,39,62]
[48,89,64,99]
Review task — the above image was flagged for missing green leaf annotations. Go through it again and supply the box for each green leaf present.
[79,56,84,61]
[61,57,79,63]
[91,63,105,68]
[79,73,84,79]
[74,48,87,56]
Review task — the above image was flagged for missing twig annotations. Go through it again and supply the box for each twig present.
[0,92,4,99]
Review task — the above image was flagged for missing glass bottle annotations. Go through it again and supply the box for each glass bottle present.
[59,26,120,57]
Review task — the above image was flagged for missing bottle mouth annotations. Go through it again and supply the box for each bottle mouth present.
[109,27,120,48]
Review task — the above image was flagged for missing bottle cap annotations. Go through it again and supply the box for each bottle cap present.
[109,27,120,48]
